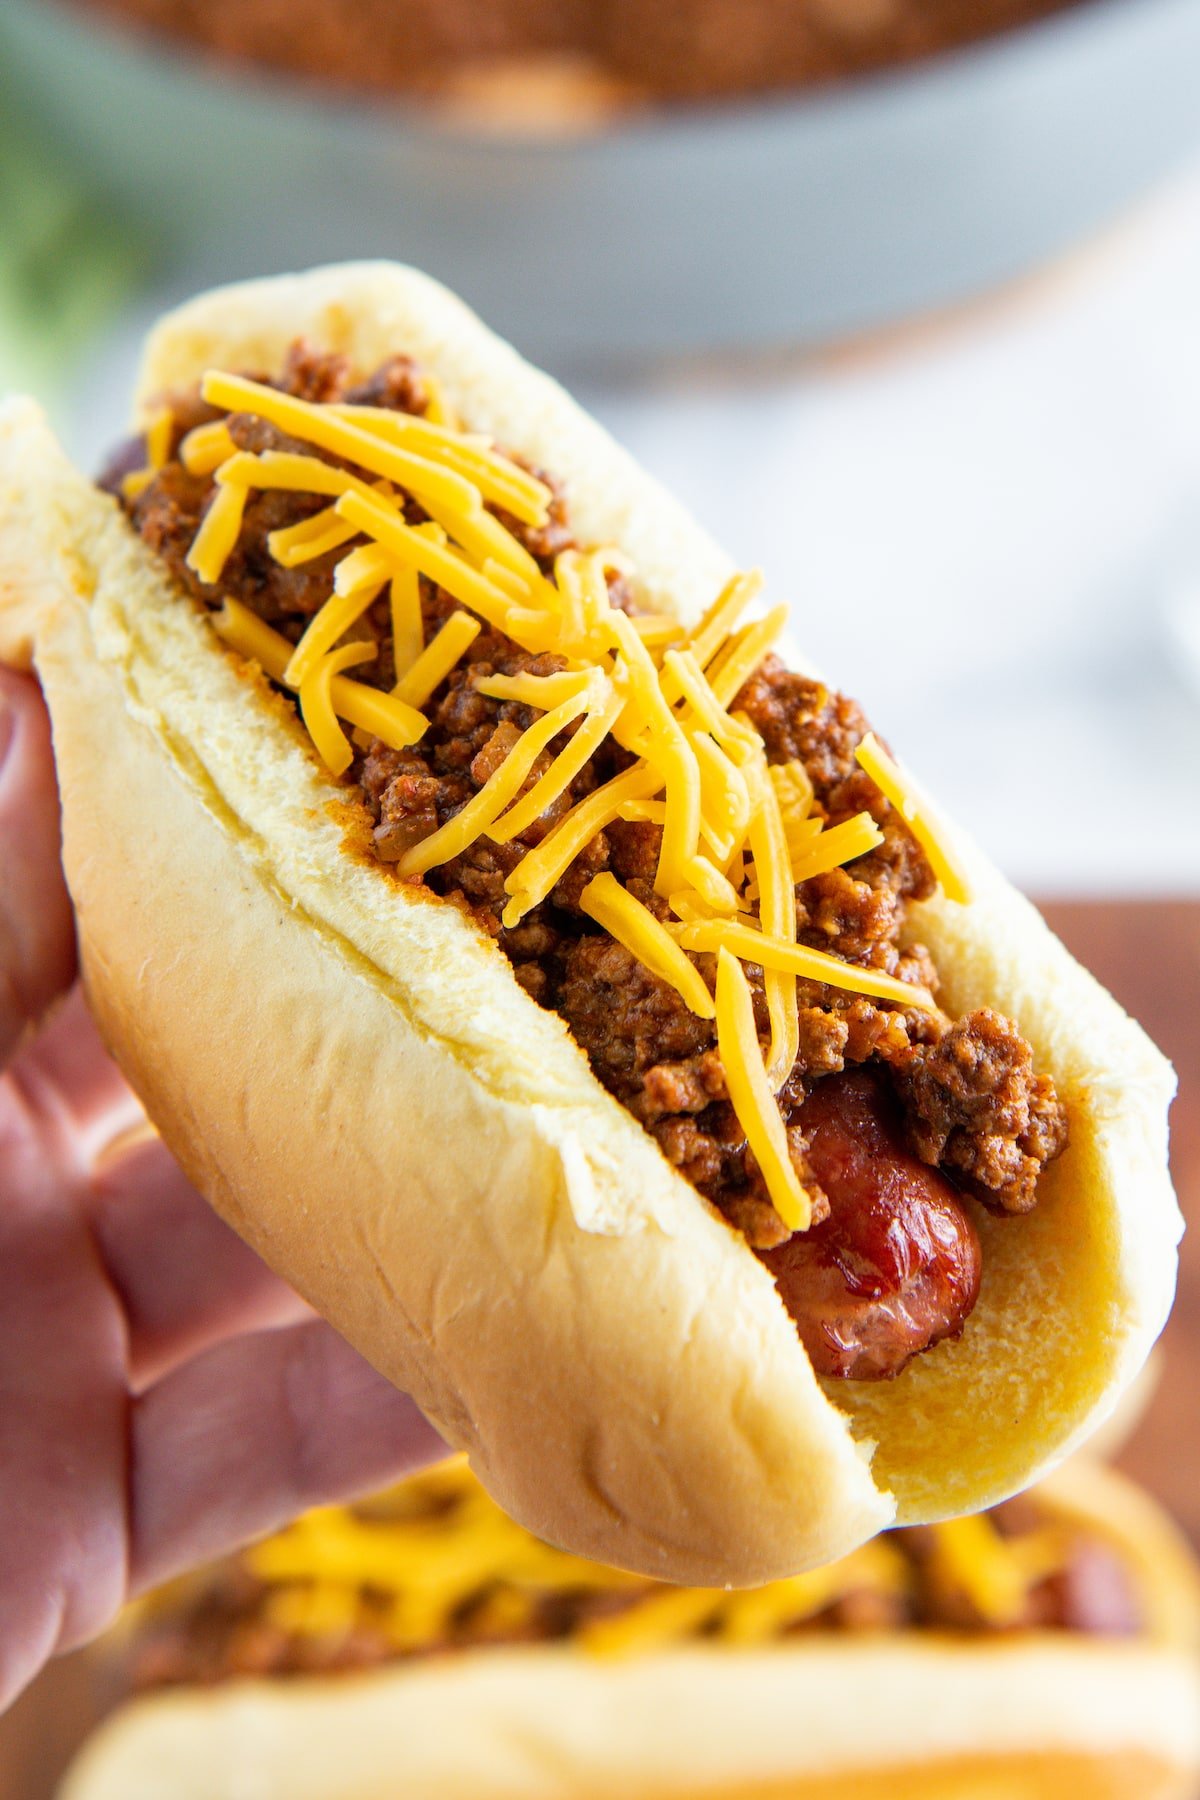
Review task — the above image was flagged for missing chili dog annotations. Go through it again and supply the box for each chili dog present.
[0,263,1181,1583]
[59,1457,1200,1800]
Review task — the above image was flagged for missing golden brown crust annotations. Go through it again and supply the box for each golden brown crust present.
[58,1706,1200,1800]
[679,1761,1197,1800]
[0,264,1182,1584]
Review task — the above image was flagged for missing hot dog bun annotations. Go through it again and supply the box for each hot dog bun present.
[56,1460,1200,1800]
[0,264,1180,1583]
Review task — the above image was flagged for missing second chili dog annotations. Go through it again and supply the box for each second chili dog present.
[57,1457,1200,1800]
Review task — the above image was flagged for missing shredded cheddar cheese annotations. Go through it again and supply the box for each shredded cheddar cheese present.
[397,686,599,878]
[299,640,378,776]
[173,360,974,1241]
[770,758,814,826]
[121,405,175,500]
[664,650,759,761]
[143,408,174,467]
[421,487,548,591]
[200,372,491,519]
[335,489,517,635]
[390,564,425,678]
[487,556,543,604]
[197,1459,1087,1666]
[580,1587,722,1656]
[707,605,788,709]
[855,732,972,905]
[186,478,249,587]
[676,918,939,1014]
[416,372,456,431]
[475,669,599,709]
[487,687,626,845]
[787,811,884,883]
[715,949,810,1231]
[746,763,801,1094]
[268,479,395,570]
[212,598,293,682]
[715,1541,909,1646]
[604,609,702,898]
[213,600,425,753]
[925,1515,1072,1628]
[686,569,763,671]
[580,874,716,1021]
[284,582,387,690]
[330,402,550,523]
[393,611,481,709]
[500,765,663,928]
[326,678,428,753]
[684,853,741,916]
[631,615,685,648]
[270,511,361,569]
[179,419,236,477]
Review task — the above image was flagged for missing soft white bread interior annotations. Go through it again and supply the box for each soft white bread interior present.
[55,1463,1200,1800]
[0,263,1181,1583]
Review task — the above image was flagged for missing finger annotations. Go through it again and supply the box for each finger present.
[0,1101,128,1703]
[0,668,76,1065]
[129,1319,445,1595]
[90,1135,312,1389]
[10,987,143,1169]
[13,992,311,1383]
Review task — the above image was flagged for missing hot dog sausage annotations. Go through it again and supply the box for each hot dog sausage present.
[760,1070,982,1380]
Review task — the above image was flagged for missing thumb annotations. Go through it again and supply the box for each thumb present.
[0,667,77,1065]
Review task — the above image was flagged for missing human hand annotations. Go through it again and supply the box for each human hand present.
[0,666,444,1712]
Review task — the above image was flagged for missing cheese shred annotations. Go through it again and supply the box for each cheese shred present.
[389,564,424,678]
[121,406,175,499]
[393,611,481,708]
[788,811,884,884]
[488,686,624,845]
[715,949,810,1231]
[397,690,592,878]
[284,583,387,691]
[213,600,425,758]
[580,874,716,1021]
[179,420,236,477]
[299,641,377,777]
[185,476,248,587]
[855,732,973,905]
[678,917,939,1014]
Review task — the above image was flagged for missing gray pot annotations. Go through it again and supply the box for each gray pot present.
[3,0,1200,369]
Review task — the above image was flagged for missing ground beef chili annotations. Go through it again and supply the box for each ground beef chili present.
[126,1492,1140,1695]
[101,339,1068,1381]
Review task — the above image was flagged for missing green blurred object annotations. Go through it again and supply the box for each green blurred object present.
[0,75,142,403]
